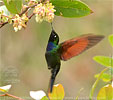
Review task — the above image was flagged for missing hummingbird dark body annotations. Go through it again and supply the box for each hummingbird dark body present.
[45,29,104,93]
[45,29,61,92]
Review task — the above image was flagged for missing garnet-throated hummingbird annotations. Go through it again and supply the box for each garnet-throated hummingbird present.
[45,28,104,92]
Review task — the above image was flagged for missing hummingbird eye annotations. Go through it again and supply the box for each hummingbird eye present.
[49,30,59,43]
[53,34,57,40]
[54,35,57,38]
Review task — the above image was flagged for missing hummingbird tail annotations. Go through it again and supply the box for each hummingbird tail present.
[50,75,55,93]
[49,66,60,93]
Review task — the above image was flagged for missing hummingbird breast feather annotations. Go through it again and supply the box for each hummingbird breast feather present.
[45,51,60,69]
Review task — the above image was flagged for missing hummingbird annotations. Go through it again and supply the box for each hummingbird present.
[45,28,104,93]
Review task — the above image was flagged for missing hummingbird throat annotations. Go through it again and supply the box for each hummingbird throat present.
[47,42,57,51]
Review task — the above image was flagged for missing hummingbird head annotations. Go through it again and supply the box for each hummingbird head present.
[49,29,59,45]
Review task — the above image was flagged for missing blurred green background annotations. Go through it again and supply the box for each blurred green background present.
[0,0,112,99]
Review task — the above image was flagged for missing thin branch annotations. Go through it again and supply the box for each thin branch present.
[19,4,38,16]
[0,3,38,29]
[0,94,6,96]
[19,7,29,17]
[2,15,11,18]
[0,22,8,28]
[0,93,25,100]
[28,13,35,19]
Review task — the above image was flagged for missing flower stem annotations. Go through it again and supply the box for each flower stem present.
[0,93,25,100]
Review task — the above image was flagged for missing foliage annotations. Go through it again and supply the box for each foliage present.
[89,34,113,100]
[93,56,113,67]
[0,1,112,100]
[89,68,108,100]
[0,84,65,100]
[95,73,111,82]
[50,0,93,17]
[0,0,92,32]
[3,0,22,14]
[30,84,65,100]
[109,35,113,47]
[48,84,65,100]
[97,84,113,100]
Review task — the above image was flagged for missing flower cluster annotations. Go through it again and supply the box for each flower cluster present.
[33,1,56,23]
[0,10,8,23]
[0,0,56,32]
[13,14,28,32]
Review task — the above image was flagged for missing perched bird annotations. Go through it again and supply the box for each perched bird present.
[45,28,104,92]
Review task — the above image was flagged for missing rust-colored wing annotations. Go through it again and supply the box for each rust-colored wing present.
[59,34,104,61]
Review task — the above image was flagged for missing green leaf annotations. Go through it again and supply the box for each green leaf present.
[50,0,93,18]
[48,84,65,100]
[41,96,49,100]
[3,0,22,14]
[93,56,113,67]
[95,73,111,82]
[97,84,113,100]
[89,68,108,100]
[109,35,113,47]
[0,0,4,6]
[0,5,10,16]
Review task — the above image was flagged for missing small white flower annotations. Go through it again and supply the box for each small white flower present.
[13,14,28,32]
[35,14,44,23]
[18,25,22,30]
[0,85,12,92]
[30,90,46,100]
[54,84,59,87]
[14,27,18,32]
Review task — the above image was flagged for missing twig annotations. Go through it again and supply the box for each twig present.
[19,7,29,17]
[0,3,38,29]
[0,93,25,100]
[0,94,6,96]
[0,22,8,28]
[28,13,35,19]
[19,4,38,16]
